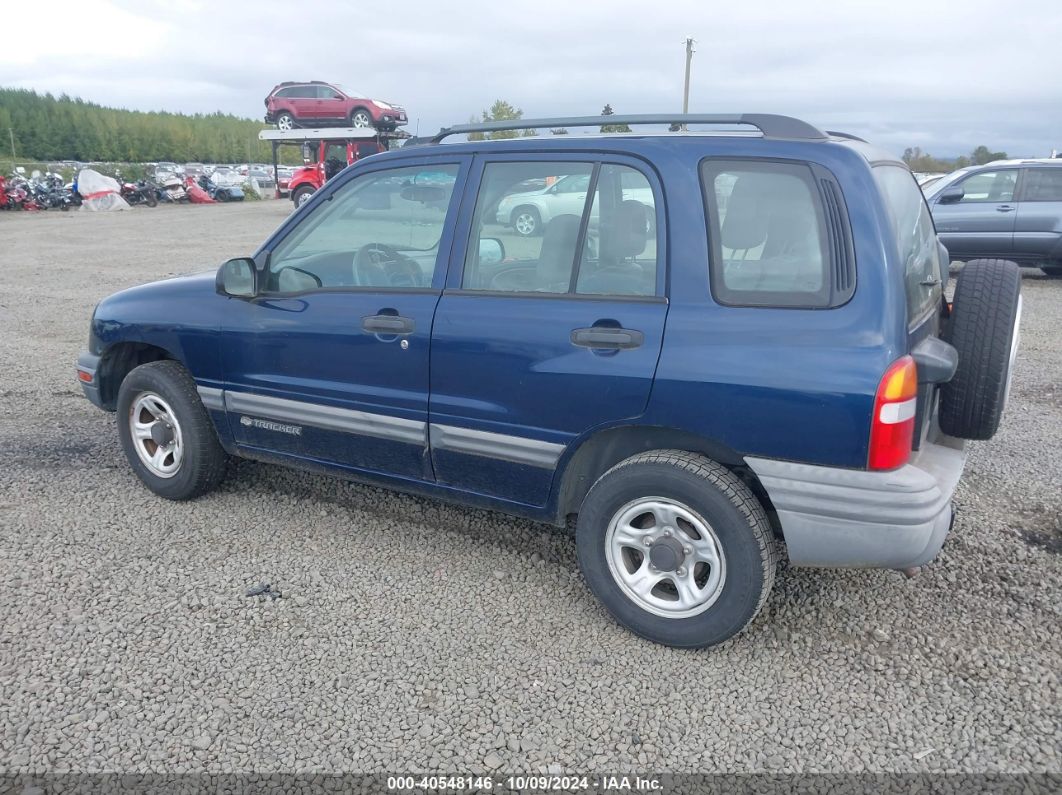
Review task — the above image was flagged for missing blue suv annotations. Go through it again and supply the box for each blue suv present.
[76,114,1023,648]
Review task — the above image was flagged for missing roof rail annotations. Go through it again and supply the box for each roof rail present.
[825,130,868,143]
[431,114,827,143]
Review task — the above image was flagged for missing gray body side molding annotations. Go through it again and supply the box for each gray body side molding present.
[429,424,565,470]
[196,385,566,470]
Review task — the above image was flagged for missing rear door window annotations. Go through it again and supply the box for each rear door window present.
[701,160,842,307]
[1020,168,1062,201]
[873,165,943,322]
[461,161,659,297]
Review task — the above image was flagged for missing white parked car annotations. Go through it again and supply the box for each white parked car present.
[496,172,654,236]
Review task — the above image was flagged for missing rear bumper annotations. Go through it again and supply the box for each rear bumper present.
[746,430,966,569]
[76,350,105,409]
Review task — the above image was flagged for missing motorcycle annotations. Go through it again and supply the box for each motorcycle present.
[115,170,158,207]
[30,172,76,210]
[1,170,40,210]
[157,175,188,203]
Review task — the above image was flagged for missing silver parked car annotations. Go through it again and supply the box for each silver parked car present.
[924,159,1062,277]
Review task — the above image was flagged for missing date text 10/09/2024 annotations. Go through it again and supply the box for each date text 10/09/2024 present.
[386,775,664,791]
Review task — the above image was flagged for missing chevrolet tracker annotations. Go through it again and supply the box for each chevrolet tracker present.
[77,114,1023,648]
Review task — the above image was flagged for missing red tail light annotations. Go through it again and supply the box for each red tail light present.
[868,356,918,471]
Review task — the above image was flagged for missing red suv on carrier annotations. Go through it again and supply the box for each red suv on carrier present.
[264,81,408,131]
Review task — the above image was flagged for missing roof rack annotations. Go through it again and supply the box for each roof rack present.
[825,130,868,143]
[431,114,827,143]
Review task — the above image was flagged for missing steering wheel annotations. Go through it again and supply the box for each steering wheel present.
[353,243,423,288]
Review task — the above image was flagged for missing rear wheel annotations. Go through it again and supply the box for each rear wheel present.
[939,258,1022,440]
[116,361,227,500]
[276,112,295,131]
[576,451,778,648]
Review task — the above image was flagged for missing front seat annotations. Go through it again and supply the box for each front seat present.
[580,200,651,295]
[535,214,582,290]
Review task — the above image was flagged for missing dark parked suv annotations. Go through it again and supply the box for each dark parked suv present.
[925,159,1062,277]
[264,81,407,131]
[76,114,1022,648]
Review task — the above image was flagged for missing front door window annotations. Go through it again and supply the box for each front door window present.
[265,164,460,293]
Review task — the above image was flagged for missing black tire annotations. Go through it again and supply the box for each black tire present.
[291,185,315,208]
[350,108,373,128]
[939,258,1022,440]
[116,361,227,500]
[1041,263,1062,278]
[145,192,157,208]
[576,450,778,649]
[510,206,540,237]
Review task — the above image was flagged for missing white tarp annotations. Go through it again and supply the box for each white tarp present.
[77,169,129,212]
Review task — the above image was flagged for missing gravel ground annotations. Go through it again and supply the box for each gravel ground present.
[0,203,1059,776]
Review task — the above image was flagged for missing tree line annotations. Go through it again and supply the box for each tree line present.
[0,88,291,164]
[1,87,1014,172]
[902,145,1009,173]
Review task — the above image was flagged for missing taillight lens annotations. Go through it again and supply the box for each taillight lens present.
[868,355,918,471]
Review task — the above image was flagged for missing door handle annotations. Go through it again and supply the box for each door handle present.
[570,327,644,350]
[996,205,1015,212]
[362,314,414,335]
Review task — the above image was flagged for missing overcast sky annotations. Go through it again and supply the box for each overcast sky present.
[2,0,1060,157]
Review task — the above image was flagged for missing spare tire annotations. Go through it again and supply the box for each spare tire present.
[939,259,1022,440]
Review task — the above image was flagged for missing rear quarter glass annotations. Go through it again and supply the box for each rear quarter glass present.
[699,158,854,308]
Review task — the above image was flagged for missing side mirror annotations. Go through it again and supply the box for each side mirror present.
[216,257,257,298]
[938,185,964,204]
[478,237,505,266]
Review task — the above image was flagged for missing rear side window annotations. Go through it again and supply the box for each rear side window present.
[1021,168,1062,201]
[461,161,658,297]
[701,159,850,308]
[873,165,942,322]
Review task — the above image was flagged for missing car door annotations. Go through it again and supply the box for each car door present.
[429,154,668,507]
[289,85,317,121]
[316,85,346,122]
[930,168,1020,258]
[219,155,470,479]
[1013,167,1062,261]
[546,173,590,218]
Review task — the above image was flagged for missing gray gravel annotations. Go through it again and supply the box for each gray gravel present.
[0,203,1059,775]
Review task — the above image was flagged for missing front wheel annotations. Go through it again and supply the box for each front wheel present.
[276,112,295,131]
[145,192,158,208]
[350,108,373,128]
[291,185,315,208]
[511,206,540,237]
[116,361,227,500]
[576,451,778,648]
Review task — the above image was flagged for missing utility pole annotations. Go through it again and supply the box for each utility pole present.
[8,127,15,170]
[682,37,695,115]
